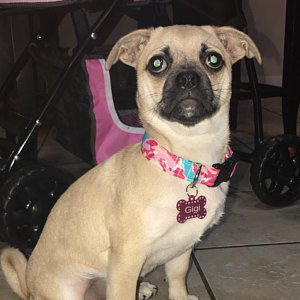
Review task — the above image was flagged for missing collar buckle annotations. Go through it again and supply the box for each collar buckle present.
[212,154,238,187]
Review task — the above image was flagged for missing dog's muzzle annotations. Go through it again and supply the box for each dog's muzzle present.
[158,68,219,126]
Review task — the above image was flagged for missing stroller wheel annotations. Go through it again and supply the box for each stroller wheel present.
[0,164,74,250]
[250,134,300,207]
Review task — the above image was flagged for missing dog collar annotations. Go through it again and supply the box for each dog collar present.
[141,132,238,187]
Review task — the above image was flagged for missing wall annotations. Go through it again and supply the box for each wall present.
[58,1,287,87]
[243,0,286,87]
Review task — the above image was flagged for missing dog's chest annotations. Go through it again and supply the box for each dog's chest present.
[143,182,227,268]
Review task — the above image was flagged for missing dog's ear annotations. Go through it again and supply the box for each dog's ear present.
[106,28,154,70]
[214,26,262,64]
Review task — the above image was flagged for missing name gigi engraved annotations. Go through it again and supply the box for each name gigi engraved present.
[185,205,202,213]
[176,195,207,223]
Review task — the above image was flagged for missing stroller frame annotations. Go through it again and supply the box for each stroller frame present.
[0,0,121,177]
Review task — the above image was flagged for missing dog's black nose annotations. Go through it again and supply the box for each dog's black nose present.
[176,71,200,90]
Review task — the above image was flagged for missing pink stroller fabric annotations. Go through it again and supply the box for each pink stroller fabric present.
[86,59,144,164]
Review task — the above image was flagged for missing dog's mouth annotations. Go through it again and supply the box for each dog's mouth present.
[159,94,219,127]
[158,68,220,127]
[170,97,200,119]
[176,98,199,115]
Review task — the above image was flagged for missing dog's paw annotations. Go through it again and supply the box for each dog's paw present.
[188,295,199,300]
[138,282,158,300]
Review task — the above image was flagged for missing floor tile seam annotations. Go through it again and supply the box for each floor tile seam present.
[262,106,300,124]
[191,251,216,300]
[194,241,300,251]
[37,127,55,153]
[230,135,253,151]
[261,106,283,118]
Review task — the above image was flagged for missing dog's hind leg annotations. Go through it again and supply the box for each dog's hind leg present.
[29,273,91,300]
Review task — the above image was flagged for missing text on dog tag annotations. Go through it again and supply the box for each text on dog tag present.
[176,195,207,223]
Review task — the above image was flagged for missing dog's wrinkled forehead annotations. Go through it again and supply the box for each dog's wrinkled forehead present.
[143,26,223,64]
[105,25,261,72]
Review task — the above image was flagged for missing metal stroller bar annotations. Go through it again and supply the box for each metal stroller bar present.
[245,57,264,147]
[1,0,121,177]
[234,57,264,164]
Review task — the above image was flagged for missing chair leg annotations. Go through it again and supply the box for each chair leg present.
[244,57,264,148]
[281,0,300,135]
[282,91,300,136]
[230,61,241,130]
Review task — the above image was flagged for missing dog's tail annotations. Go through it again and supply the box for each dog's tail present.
[1,247,29,299]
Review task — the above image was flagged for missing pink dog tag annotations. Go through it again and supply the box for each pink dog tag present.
[176,195,207,223]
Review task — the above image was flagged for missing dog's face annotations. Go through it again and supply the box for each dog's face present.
[106,25,261,134]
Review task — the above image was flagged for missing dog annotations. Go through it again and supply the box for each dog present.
[1,25,261,300]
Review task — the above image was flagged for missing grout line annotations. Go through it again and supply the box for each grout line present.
[230,135,253,151]
[194,241,300,251]
[261,106,300,124]
[261,106,283,118]
[191,251,216,300]
[37,126,54,153]
[262,106,300,125]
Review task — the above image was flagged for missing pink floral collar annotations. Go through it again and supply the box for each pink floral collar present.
[141,133,238,187]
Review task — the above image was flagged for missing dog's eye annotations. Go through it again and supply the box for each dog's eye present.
[148,56,168,74]
[205,52,223,70]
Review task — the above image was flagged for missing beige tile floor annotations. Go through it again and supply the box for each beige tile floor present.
[0,97,299,299]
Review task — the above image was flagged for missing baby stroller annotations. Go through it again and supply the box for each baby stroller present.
[0,0,148,250]
[0,0,299,252]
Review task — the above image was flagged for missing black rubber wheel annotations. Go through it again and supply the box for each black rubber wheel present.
[250,134,300,207]
[0,164,74,250]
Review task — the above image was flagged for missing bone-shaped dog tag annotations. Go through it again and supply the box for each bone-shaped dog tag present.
[176,195,207,223]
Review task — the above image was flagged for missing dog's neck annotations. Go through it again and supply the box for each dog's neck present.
[141,132,237,187]
[142,108,230,165]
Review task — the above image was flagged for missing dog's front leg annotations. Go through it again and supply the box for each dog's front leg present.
[165,248,198,300]
[107,245,145,300]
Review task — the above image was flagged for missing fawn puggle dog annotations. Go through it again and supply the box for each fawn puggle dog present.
[1,25,261,300]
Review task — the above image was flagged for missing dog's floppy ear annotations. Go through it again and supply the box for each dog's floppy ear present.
[106,28,154,70]
[214,26,262,64]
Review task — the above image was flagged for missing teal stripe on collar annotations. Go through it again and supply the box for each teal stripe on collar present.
[141,132,237,187]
